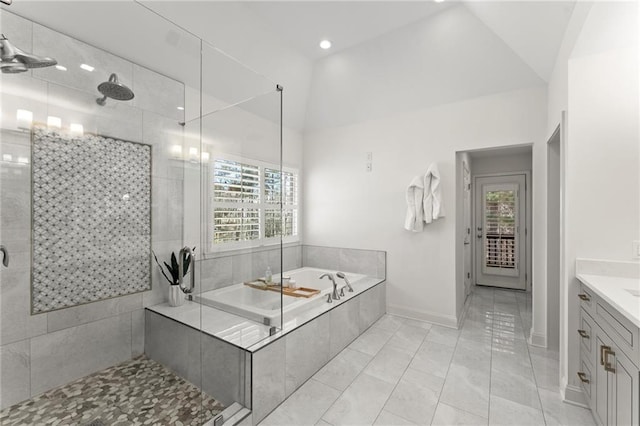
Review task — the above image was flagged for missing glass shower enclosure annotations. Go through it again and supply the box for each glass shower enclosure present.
[0,2,284,425]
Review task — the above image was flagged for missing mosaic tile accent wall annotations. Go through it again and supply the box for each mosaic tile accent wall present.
[31,128,152,313]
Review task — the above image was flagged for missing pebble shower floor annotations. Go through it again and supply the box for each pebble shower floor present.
[0,356,225,426]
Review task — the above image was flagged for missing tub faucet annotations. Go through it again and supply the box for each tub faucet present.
[336,272,353,292]
[320,273,340,301]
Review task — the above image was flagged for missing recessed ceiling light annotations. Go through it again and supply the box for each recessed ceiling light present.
[434,0,445,3]
[177,106,184,111]
[319,40,332,50]
[55,65,67,71]
[80,63,94,72]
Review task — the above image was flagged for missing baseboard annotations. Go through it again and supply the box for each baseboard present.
[529,330,547,347]
[387,304,458,329]
[561,376,588,408]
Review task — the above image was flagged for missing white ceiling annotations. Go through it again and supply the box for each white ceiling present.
[244,0,575,81]
[242,1,453,61]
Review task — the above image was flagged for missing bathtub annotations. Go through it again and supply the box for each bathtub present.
[195,267,366,325]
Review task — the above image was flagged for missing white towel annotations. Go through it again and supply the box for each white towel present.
[404,175,425,232]
[423,163,445,224]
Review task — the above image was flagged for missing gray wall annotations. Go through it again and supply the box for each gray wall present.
[0,11,185,409]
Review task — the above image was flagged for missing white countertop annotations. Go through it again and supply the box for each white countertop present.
[577,273,640,328]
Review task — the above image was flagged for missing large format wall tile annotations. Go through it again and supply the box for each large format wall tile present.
[0,11,33,63]
[339,248,379,277]
[152,177,183,243]
[0,76,48,132]
[142,110,185,180]
[0,258,47,346]
[0,340,30,410]
[329,298,360,358]
[46,82,143,143]
[47,293,143,333]
[30,313,132,396]
[199,256,233,292]
[144,310,202,387]
[285,313,330,397]
[131,309,145,356]
[252,338,286,423]
[32,24,133,97]
[132,65,184,122]
[302,246,340,270]
[201,336,244,407]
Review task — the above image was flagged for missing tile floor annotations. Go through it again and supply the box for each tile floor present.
[259,286,596,426]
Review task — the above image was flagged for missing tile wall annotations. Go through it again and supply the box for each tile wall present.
[0,11,186,409]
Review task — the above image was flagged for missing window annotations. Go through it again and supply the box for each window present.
[210,157,298,251]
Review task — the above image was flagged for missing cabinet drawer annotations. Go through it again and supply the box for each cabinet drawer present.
[595,300,640,367]
[578,284,595,317]
[578,354,593,400]
[580,308,595,363]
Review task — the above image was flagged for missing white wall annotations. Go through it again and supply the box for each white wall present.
[304,88,546,326]
[303,4,548,326]
[546,1,639,403]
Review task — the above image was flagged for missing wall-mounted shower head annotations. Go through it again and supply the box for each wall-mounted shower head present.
[0,34,57,73]
[96,73,135,106]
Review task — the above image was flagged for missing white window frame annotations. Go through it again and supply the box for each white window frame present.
[207,154,299,254]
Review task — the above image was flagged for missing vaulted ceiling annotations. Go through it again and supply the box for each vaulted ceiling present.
[4,1,576,130]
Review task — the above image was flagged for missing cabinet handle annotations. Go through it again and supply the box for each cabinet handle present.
[603,347,616,373]
[600,345,610,366]
[578,293,590,301]
[577,371,590,384]
[578,329,589,339]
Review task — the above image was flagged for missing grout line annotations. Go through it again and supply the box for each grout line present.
[312,315,399,425]
[371,317,428,426]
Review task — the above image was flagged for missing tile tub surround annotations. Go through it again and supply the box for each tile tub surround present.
[195,244,385,295]
[260,287,595,426]
[0,355,225,426]
[144,280,386,425]
[0,10,186,410]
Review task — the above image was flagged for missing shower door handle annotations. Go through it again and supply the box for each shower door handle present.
[0,245,8,267]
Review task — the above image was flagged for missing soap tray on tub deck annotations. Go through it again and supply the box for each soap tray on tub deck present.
[243,280,320,298]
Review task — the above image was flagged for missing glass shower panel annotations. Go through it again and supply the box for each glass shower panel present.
[197,42,284,340]
[0,3,221,425]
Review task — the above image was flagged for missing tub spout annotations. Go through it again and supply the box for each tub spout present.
[320,273,340,301]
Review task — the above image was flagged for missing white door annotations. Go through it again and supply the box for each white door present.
[463,162,472,300]
[474,174,526,290]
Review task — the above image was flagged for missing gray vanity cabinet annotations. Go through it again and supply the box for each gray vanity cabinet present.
[578,283,640,426]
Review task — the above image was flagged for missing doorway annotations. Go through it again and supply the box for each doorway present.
[474,174,528,290]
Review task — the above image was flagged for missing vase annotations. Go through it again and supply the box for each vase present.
[168,285,184,307]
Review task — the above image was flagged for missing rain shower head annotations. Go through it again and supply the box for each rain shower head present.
[0,34,57,73]
[96,73,134,106]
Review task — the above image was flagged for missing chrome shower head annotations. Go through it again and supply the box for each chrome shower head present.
[96,73,135,106]
[0,34,57,71]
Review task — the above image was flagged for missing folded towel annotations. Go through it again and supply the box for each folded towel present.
[404,175,425,232]
[423,163,445,224]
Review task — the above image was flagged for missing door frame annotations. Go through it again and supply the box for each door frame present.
[462,160,472,301]
[472,171,531,291]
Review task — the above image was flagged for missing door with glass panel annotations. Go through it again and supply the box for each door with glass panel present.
[474,174,526,290]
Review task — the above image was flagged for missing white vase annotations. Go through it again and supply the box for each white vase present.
[168,285,185,307]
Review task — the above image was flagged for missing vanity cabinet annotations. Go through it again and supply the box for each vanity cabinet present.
[578,283,640,426]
